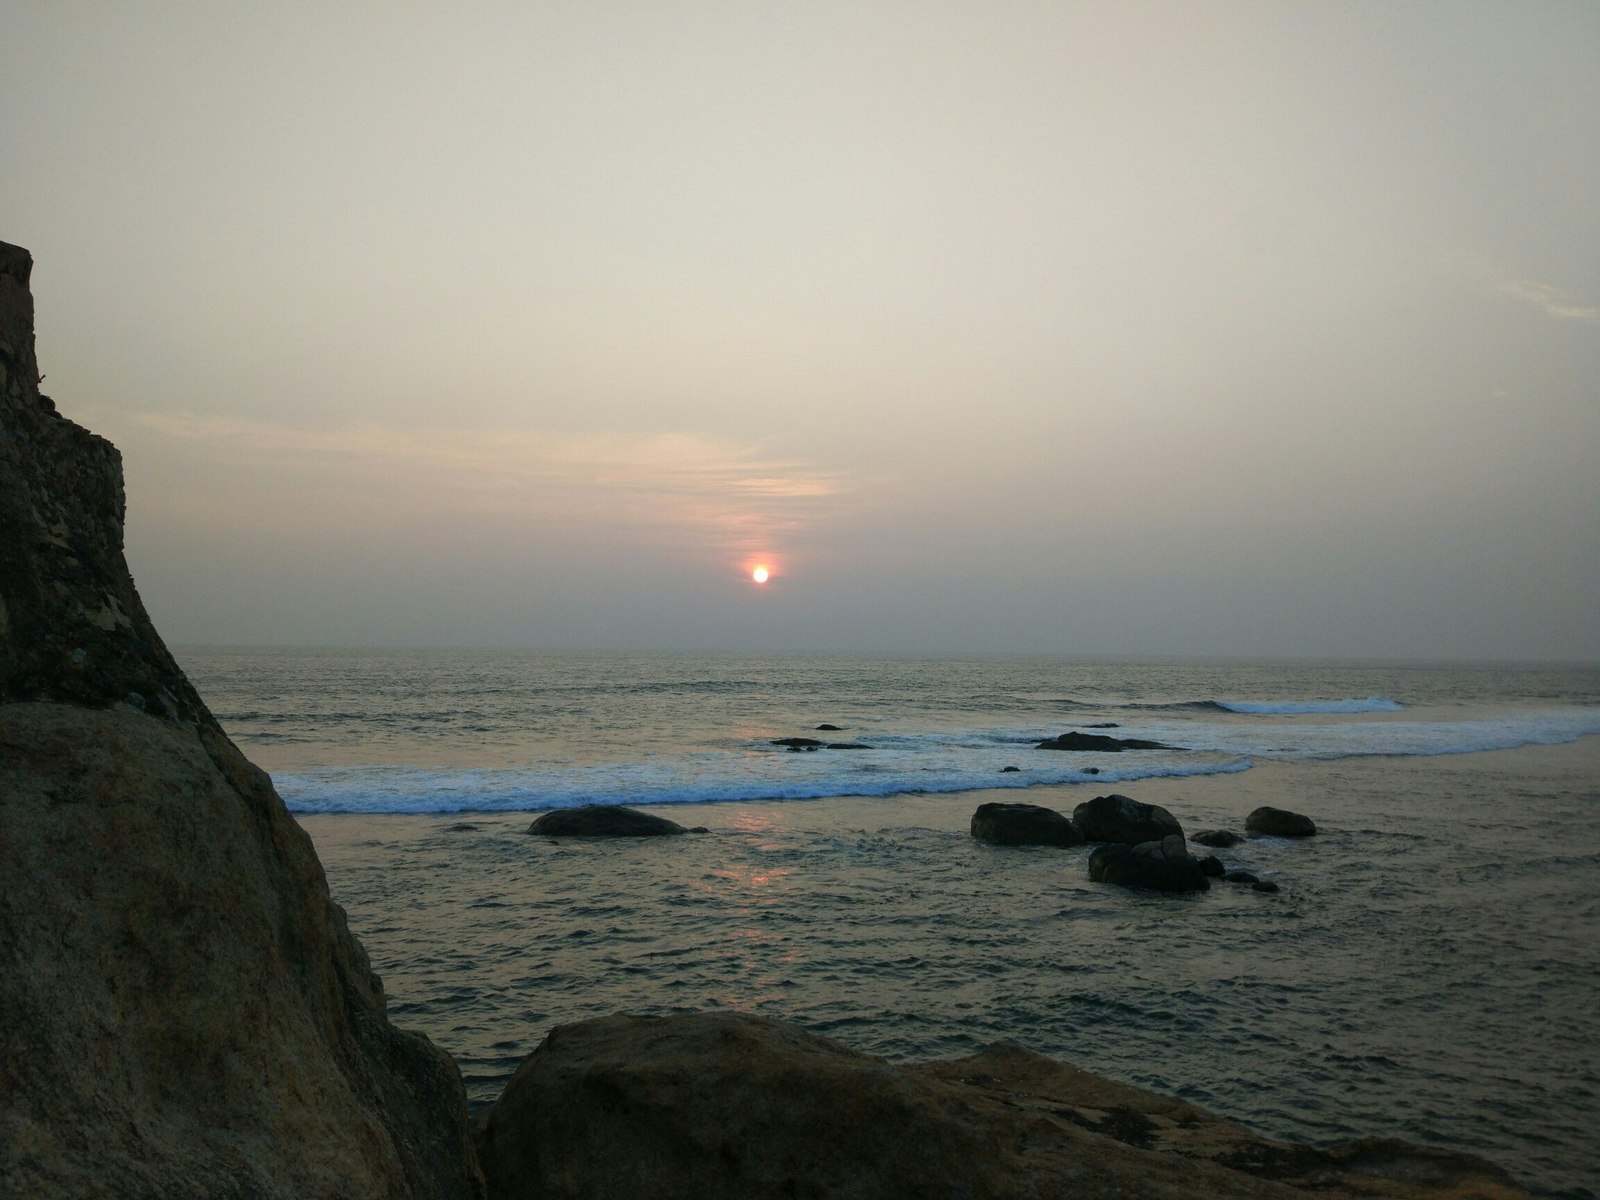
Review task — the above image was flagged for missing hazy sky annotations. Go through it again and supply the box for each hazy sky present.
[5,2,1597,658]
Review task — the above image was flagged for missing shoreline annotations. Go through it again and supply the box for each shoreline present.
[295,732,1600,838]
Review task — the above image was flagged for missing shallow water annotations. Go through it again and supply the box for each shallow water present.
[301,740,1600,1199]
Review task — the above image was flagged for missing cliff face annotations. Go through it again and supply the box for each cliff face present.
[0,242,483,1198]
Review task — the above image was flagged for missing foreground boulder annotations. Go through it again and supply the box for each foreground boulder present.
[1089,835,1211,893]
[1073,792,1184,844]
[527,804,690,837]
[0,243,482,1199]
[1036,730,1175,751]
[1247,806,1318,837]
[474,1011,1531,1200]
[970,801,1085,846]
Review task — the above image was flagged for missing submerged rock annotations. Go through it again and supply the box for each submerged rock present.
[1089,835,1211,893]
[1073,792,1184,844]
[1037,730,1176,751]
[1247,806,1318,837]
[474,1011,1530,1200]
[970,801,1085,847]
[772,736,827,748]
[0,243,482,1198]
[527,804,690,837]
[1192,828,1245,848]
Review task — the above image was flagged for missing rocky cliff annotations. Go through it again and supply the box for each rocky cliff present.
[0,241,483,1198]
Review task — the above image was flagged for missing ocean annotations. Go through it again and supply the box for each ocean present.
[184,649,1600,1197]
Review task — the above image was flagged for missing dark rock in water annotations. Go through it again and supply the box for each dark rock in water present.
[1089,835,1210,893]
[444,822,481,832]
[527,805,688,837]
[773,736,827,748]
[474,1011,1531,1200]
[1072,793,1184,844]
[1037,730,1176,752]
[970,802,1085,847]
[0,243,482,1197]
[1252,880,1281,894]
[1086,722,1120,728]
[1246,806,1317,837]
[1198,854,1225,878]
[815,723,842,730]
[1192,828,1244,848]
[826,741,873,750]
[1224,870,1260,884]
[688,825,709,834]
[1083,766,1100,774]
[1001,765,1021,773]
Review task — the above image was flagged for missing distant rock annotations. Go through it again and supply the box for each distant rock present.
[1073,793,1184,844]
[1037,730,1176,752]
[527,805,690,837]
[1001,765,1021,773]
[826,741,873,750]
[1246,806,1317,837]
[1083,766,1101,774]
[772,736,827,748]
[474,1011,1532,1200]
[970,802,1085,847]
[1085,722,1121,728]
[1089,835,1211,893]
[815,723,841,731]
[1192,828,1244,848]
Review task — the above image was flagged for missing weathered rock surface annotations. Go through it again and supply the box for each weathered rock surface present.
[1037,730,1176,751]
[1247,806,1318,837]
[527,804,690,837]
[474,1010,1532,1200]
[1089,834,1212,893]
[1073,792,1185,844]
[0,242,481,1199]
[970,801,1085,846]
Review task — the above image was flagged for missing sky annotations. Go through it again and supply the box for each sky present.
[4,2,1597,659]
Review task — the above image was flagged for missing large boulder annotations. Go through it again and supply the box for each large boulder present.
[1247,806,1318,837]
[1073,792,1184,844]
[1089,835,1211,894]
[970,801,1085,846]
[0,243,482,1199]
[474,1011,1532,1200]
[527,804,690,837]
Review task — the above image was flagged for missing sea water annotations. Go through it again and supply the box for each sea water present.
[183,650,1600,1197]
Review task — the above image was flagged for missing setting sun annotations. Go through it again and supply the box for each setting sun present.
[751,566,770,584]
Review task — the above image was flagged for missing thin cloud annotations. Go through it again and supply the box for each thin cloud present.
[126,412,856,554]
[1496,278,1600,322]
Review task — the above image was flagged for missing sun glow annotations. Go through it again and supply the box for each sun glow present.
[751,566,770,584]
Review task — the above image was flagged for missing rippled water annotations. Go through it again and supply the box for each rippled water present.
[182,650,1600,1197]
